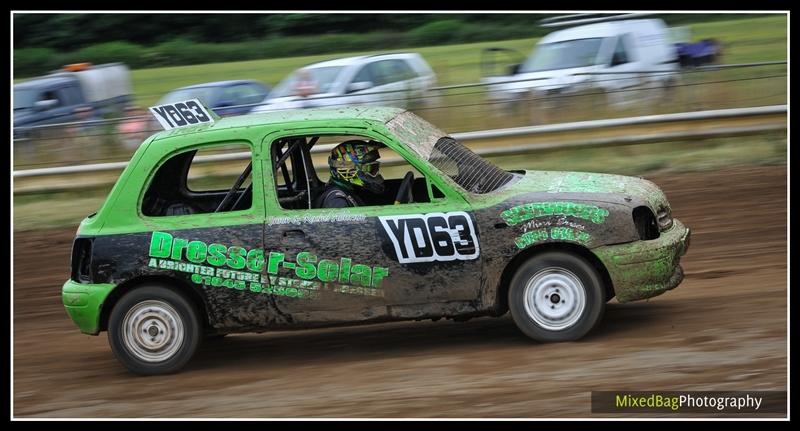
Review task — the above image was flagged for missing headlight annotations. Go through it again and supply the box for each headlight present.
[657,207,673,231]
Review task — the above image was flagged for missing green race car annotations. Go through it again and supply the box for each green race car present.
[63,102,690,375]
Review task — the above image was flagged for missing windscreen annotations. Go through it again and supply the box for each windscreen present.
[270,66,346,98]
[159,87,219,106]
[429,137,515,194]
[14,88,38,110]
[520,38,605,73]
[385,111,514,194]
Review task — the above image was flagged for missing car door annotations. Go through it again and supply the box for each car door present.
[36,86,76,126]
[600,33,641,98]
[393,59,426,100]
[260,127,483,322]
[353,60,409,107]
[130,137,271,329]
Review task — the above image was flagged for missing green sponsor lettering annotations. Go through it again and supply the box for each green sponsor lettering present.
[170,237,188,260]
[501,202,610,226]
[146,232,388,298]
[207,243,227,267]
[149,231,172,258]
[186,240,207,263]
[246,249,265,272]
[226,246,246,270]
[514,227,592,249]
[338,257,352,283]
[515,229,548,249]
[350,264,372,287]
[371,267,389,288]
[317,259,338,282]
[295,252,317,280]
[267,252,284,275]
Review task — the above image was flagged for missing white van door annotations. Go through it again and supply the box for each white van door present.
[600,33,642,106]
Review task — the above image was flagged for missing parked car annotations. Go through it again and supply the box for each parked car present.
[62,104,690,375]
[252,53,437,112]
[14,63,132,133]
[482,17,680,103]
[157,80,270,117]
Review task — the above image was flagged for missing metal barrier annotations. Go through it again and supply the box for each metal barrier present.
[12,61,788,134]
[13,105,787,179]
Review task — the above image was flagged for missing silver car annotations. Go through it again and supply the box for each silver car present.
[252,53,437,112]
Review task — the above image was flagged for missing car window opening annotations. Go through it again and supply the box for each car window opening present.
[271,135,434,210]
[142,144,253,217]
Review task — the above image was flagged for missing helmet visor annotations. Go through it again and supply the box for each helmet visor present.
[360,161,380,178]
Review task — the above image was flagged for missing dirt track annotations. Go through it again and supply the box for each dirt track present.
[13,165,787,418]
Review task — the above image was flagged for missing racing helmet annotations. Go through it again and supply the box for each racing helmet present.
[329,140,384,193]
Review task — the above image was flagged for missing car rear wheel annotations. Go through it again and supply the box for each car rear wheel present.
[108,285,201,375]
[508,251,605,342]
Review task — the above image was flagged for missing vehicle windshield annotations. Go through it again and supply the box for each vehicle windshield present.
[14,88,38,110]
[385,111,514,194]
[270,66,346,98]
[158,87,220,107]
[519,38,605,73]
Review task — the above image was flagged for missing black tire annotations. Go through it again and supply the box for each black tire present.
[108,285,202,375]
[508,251,605,342]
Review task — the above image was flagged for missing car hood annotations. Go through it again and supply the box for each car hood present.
[502,170,671,211]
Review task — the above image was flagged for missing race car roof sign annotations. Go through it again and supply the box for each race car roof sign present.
[149,99,217,130]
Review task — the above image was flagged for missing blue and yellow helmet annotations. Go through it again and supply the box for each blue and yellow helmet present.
[329,140,384,193]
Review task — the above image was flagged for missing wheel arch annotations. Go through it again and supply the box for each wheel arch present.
[99,275,210,332]
[493,242,615,315]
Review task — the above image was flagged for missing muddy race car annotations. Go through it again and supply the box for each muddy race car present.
[62,101,690,375]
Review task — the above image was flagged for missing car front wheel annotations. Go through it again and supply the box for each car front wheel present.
[108,285,201,375]
[508,251,605,342]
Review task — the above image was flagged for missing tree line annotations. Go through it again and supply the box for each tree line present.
[14,13,762,51]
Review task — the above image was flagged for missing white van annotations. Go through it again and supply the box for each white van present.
[483,18,680,103]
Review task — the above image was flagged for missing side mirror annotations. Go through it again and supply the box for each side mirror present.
[34,99,58,111]
[347,81,374,93]
[508,63,521,75]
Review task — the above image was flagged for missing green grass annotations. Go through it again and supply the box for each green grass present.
[129,15,787,108]
[13,133,787,231]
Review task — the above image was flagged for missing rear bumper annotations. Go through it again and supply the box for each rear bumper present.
[62,279,116,335]
[594,219,691,303]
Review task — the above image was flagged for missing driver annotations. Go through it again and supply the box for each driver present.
[316,140,384,208]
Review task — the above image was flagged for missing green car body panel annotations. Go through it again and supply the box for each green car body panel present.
[63,106,690,335]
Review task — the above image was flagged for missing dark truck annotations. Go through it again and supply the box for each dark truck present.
[13,63,133,134]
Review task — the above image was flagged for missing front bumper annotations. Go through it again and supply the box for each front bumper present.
[593,219,691,303]
[62,279,116,335]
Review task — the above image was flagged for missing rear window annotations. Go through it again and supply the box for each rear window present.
[429,137,514,194]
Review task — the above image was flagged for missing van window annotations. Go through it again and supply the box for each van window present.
[610,36,630,66]
[58,85,83,106]
[520,38,604,73]
[41,90,62,106]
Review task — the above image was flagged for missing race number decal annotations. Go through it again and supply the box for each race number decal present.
[379,211,480,264]
[149,99,215,130]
